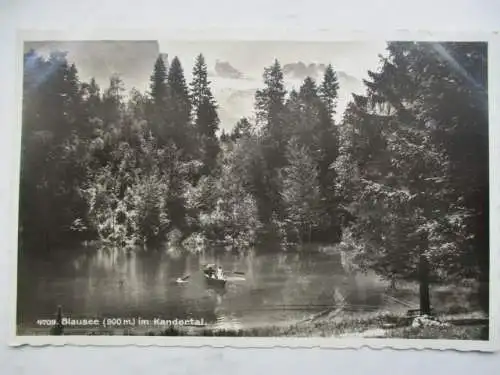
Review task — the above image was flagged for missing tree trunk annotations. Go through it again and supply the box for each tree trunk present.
[390,277,397,290]
[419,253,431,315]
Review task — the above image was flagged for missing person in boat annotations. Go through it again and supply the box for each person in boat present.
[204,264,216,278]
[215,266,224,280]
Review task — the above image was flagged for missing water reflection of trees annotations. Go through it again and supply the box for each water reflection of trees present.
[20,244,393,328]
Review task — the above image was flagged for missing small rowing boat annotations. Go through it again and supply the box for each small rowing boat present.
[203,273,227,287]
[203,264,227,288]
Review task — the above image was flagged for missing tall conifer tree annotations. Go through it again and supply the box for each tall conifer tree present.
[191,54,220,173]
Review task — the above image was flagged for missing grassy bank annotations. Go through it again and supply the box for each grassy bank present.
[17,311,488,340]
[150,312,488,340]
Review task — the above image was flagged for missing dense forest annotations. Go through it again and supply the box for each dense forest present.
[19,42,489,315]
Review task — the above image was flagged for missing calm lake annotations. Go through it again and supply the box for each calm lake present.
[17,245,397,333]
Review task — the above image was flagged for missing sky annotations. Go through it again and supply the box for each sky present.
[24,40,390,129]
[158,40,389,127]
[159,40,388,81]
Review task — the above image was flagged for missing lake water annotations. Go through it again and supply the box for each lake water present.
[17,245,397,333]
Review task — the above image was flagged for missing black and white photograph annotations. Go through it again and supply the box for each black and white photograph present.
[14,35,494,348]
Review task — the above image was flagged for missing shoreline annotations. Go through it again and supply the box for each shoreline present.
[17,310,489,341]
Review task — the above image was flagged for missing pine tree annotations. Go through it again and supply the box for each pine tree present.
[296,76,322,147]
[167,56,193,157]
[147,55,169,145]
[150,55,168,105]
[316,67,341,239]
[196,96,220,173]
[190,54,220,173]
[255,59,286,144]
[403,42,489,314]
[338,42,487,315]
[299,76,318,102]
[319,64,339,118]
[253,60,287,224]
[283,75,340,241]
[190,54,210,112]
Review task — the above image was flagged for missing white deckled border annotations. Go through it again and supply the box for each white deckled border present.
[8,336,499,351]
[8,28,500,351]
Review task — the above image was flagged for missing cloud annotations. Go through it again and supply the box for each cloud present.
[282,62,327,79]
[214,60,244,79]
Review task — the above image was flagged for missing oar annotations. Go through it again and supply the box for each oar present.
[232,271,245,275]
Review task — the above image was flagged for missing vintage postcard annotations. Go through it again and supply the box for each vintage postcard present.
[10,30,499,351]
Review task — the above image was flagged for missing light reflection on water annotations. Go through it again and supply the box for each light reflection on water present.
[17,245,392,331]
